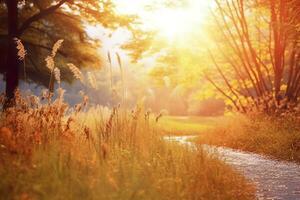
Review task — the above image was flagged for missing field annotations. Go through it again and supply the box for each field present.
[1,0,300,199]
[0,96,255,200]
[157,116,223,136]
[159,115,300,163]
[196,114,300,163]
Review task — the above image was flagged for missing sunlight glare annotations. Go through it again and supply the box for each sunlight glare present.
[113,0,212,42]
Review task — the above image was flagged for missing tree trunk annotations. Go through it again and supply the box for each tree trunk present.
[4,0,19,107]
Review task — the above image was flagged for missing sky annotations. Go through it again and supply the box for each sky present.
[83,0,215,112]
[1,0,216,114]
[84,0,214,89]
[87,0,212,53]
[113,0,212,34]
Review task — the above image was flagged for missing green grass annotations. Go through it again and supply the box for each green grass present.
[157,116,224,135]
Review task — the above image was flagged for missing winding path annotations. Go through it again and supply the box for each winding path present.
[165,136,300,200]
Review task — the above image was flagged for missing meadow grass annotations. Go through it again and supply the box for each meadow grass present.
[0,38,257,200]
[157,116,224,136]
[0,94,255,200]
[196,114,300,163]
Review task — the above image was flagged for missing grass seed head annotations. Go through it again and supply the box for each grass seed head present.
[54,67,61,85]
[67,63,83,82]
[52,39,64,57]
[87,72,97,89]
[45,56,55,71]
[14,38,26,61]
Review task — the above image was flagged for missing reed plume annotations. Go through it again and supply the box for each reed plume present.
[46,39,64,92]
[51,39,64,57]
[45,56,55,71]
[67,63,83,82]
[107,51,113,89]
[14,38,27,81]
[87,72,97,89]
[116,52,125,103]
[54,67,61,86]
[14,38,26,60]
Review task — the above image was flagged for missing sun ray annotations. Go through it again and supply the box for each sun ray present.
[113,0,212,42]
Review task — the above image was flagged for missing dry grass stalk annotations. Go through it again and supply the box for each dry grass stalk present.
[87,72,97,89]
[14,38,27,81]
[0,88,255,200]
[155,110,166,123]
[104,107,117,140]
[46,39,64,91]
[116,52,125,103]
[54,67,61,86]
[107,51,113,89]
[67,63,83,82]
[144,109,151,122]
[45,56,55,71]
[51,39,64,57]
[14,38,26,60]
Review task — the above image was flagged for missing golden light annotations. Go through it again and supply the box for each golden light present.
[151,8,192,41]
[151,2,211,41]
[113,0,212,42]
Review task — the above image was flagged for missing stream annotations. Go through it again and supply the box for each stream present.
[164,136,300,200]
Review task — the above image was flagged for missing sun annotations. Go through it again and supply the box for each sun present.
[86,0,213,53]
[113,0,212,42]
[149,8,189,40]
[151,8,196,41]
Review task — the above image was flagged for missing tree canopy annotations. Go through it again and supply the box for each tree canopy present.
[0,0,135,86]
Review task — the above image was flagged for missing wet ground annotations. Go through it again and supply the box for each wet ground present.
[165,136,300,200]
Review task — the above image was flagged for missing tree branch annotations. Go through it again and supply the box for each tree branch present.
[204,73,241,112]
[18,0,69,35]
[24,41,68,57]
[208,50,246,112]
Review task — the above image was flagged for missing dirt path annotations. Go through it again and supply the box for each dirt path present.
[165,136,300,200]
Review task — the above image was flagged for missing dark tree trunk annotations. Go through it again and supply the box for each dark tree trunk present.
[5,0,19,107]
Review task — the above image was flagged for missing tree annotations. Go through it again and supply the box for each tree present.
[1,0,134,106]
[206,0,300,114]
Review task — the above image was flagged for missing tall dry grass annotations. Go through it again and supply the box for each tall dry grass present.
[0,39,255,200]
[14,38,27,81]
[197,114,300,162]
[0,92,255,200]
